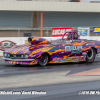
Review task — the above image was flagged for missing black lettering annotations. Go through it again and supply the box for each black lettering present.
[4,43,8,47]
[10,43,16,46]
[0,43,2,47]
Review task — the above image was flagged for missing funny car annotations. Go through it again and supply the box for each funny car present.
[3,31,100,66]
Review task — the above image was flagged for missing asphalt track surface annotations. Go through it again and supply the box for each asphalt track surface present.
[0,57,100,77]
[1,81,100,100]
[0,57,100,100]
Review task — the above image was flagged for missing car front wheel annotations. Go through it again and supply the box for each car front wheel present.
[38,53,48,66]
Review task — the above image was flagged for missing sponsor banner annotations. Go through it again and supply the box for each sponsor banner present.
[0,37,27,56]
[52,27,73,37]
[0,40,16,51]
[93,27,100,33]
[78,27,90,36]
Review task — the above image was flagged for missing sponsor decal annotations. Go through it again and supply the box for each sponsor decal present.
[78,27,90,36]
[60,59,65,62]
[66,40,72,43]
[63,57,67,59]
[78,56,84,61]
[53,57,60,62]
[82,52,87,55]
[65,58,72,62]
[68,58,72,61]
[93,27,100,33]
[52,27,73,37]
[0,40,16,51]
[65,60,68,62]
[82,56,84,61]
[82,52,87,58]
[72,57,78,62]
[53,60,60,62]
[65,46,71,52]
[65,45,82,53]
[97,48,100,53]
[53,57,57,61]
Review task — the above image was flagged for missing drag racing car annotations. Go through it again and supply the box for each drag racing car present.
[3,31,100,66]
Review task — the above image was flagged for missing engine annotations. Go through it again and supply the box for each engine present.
[28,37,51,45]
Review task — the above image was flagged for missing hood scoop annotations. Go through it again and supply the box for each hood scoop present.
[28,37,51,45]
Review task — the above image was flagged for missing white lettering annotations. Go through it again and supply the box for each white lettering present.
[52,28,72,35]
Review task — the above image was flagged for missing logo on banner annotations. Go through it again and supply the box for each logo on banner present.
[0,40,16,51]
[52,27,73,37]
[93,27,100,33]
[78,27,90,36]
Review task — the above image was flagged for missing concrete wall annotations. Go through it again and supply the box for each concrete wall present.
[81,0,100,2]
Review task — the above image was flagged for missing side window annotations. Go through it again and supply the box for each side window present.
[67,32,72,40]
[73,32,78,39]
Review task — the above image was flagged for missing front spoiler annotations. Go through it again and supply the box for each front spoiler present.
[3,57,35,61]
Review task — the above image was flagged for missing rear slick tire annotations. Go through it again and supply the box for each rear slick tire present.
[86,48,96,63]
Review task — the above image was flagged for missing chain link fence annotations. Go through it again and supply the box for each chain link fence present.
[0,27,99,37]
